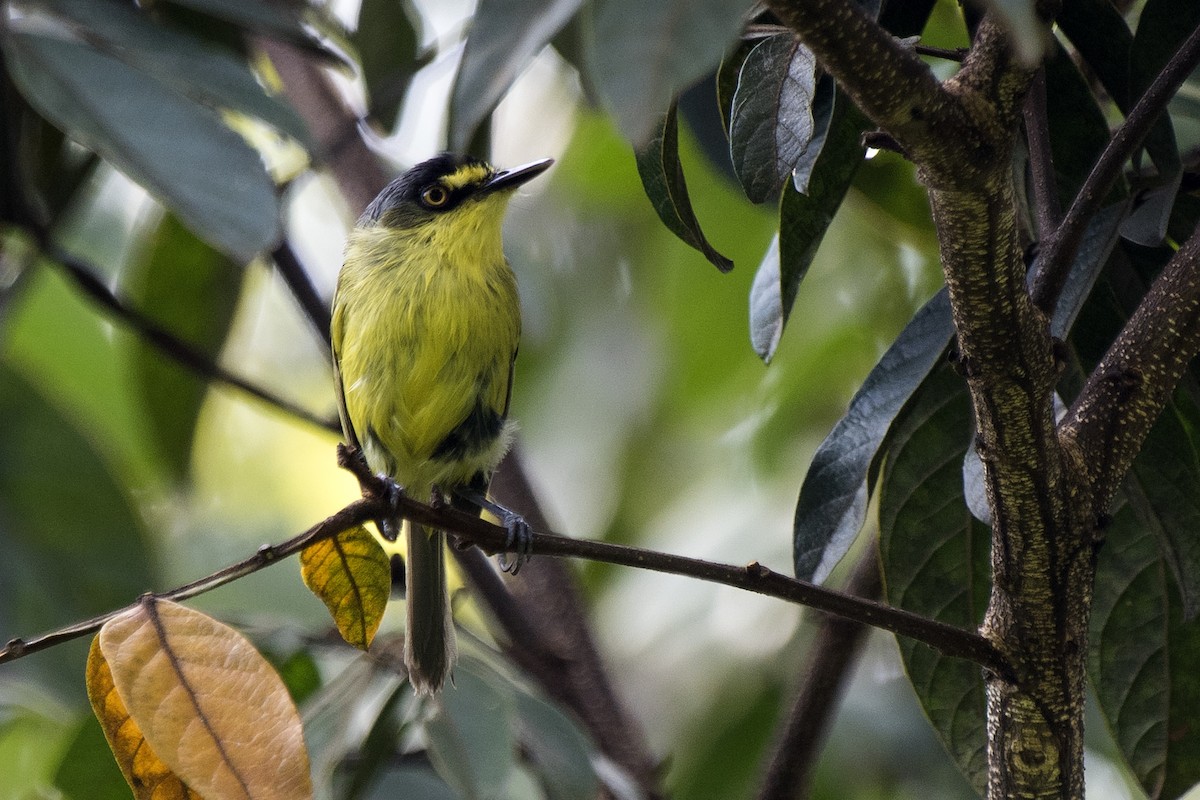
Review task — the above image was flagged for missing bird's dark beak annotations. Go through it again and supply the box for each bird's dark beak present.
[482,158,554,194]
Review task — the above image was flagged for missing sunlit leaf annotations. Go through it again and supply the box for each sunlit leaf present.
[0,363,152,650]
[87,637,202,800]
[450,0,583,151]
[4,30,281,262]
[46,0,312,148]
[751,90,866,363]
[792,289,953,581]
[300,524,390,650]
[99,598,314,800]
[353,0,423,129]
[878,362,988,794]
[585,0,748,144]
[728,33,816,203]
[126,214,242,483]
[634,103,733,272]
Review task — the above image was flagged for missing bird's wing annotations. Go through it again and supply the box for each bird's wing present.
[330,302,361,450]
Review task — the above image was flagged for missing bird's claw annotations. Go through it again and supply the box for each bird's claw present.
[497,510,532,575]
[378,478,406,541]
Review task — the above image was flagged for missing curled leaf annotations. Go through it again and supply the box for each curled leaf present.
[634,103,733,272]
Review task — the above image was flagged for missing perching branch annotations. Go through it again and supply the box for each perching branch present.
[1031,21,1200,312]
[2,454,1010,678]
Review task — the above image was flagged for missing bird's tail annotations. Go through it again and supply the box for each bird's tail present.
[404,521,456,694]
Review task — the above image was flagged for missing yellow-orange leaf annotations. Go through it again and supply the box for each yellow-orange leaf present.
[98,598,314,800]
[87,636,203,800]
[299,524,389,649]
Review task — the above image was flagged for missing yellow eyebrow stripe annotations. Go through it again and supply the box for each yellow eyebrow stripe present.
[441,164,493,190]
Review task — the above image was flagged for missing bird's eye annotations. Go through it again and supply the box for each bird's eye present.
[421,185,449,208]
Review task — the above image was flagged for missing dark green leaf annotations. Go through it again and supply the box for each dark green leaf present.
[728,33,816,203]
[362,766,457,800]
[716,37,757,139]
[164,0,355,64]
[0,362,153,640]
[450,0,583,151]
[750,90,865,362]
[46,0,313,148]
[1090,497,1200,799]
[125,214,241,483]
[792,289,953,581]
[54,716,131,800]
[353,0,423,129]
[878,362,989,795]
[1120,173,1183,247]
[4,30,281,262]
[1057,0,1180,180]
[1127,389,1200,620]
[1130,0,1198,153]
[425,663,516,796]
[792,75,836,193]
[515,691,599,800]
[585,0,749,144]
[1041,38,1122,207]
[634,104,734,271]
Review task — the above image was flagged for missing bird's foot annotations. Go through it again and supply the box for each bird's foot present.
[496,508,532,575]
[377,478,406,541]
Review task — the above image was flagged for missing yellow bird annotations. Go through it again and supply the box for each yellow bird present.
[332,153,552,693]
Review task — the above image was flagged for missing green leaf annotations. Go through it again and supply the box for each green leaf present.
[0,362,153,641]
[878,362,989,795]
[125,214,242,482]
[1126,389,1200,620]
[425,662,517,797]
[751,90,866,362]
[792,288,952,581]
[353,0,423,129]
[4,30,281,262]
[634,103,733,272]
[46,0,312,148]
[716,37,757,139]
[728,33,816,203]
[1041,38,1121,207]
[1056,0,1179,180]
[450,0,583,152]
[54,716,132,800]
[584,0,748,145]
[1090,497,1200,799]
[163,0,354,63]
[514,691,598,800]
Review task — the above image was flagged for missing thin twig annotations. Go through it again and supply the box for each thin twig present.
[1023,68,1061,241]
[1031,21,1200,312]
[49,247,340,434]
[0,498,378,663]
[0,481,1010,679]
[272,240,332,348]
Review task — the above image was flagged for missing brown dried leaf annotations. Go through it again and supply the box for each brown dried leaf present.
[87,635,203,800]
[98,598,314,800]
